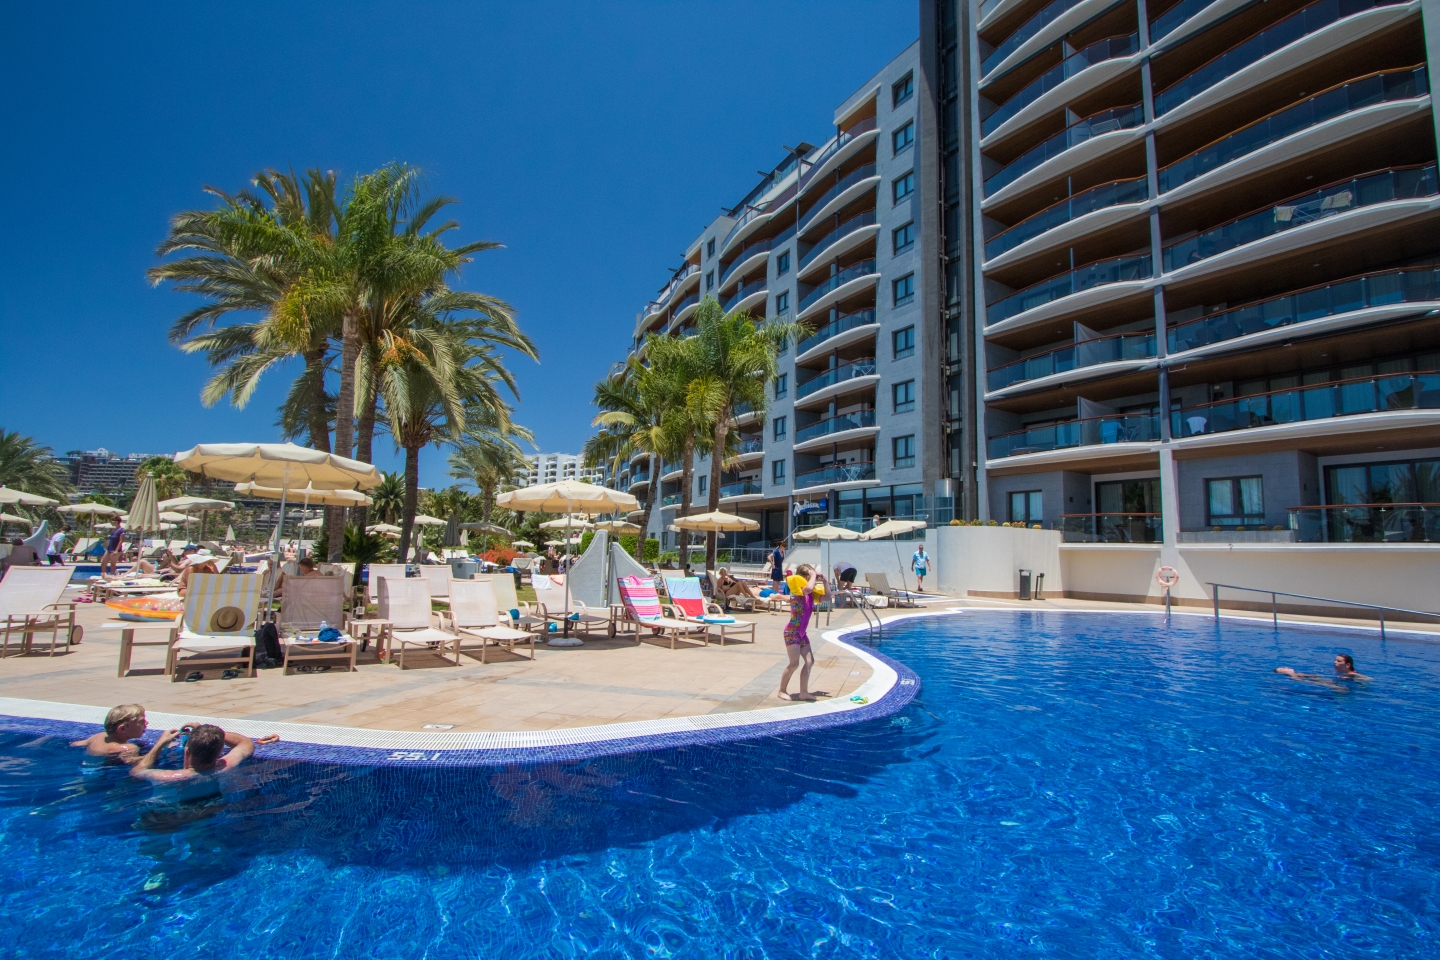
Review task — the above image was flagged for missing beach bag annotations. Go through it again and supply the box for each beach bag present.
[255,621,282,661]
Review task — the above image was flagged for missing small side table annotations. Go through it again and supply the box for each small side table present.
[346,618,392,661]
[94,621,177,677]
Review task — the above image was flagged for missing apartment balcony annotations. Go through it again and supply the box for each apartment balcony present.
[628,474,650,493]
[799,211,879,276]
[988,412,1161,459]
[986,254,1151,328]
[795,358,879,405]
[799,164,879,235]
[1159,67,1430,196]
[1153,0,1413,121]
[982,33,1139,142]
[719,479,764,502]
[793,461,878,493]
[985,103,1144,202]
[734,438,764,463]
[985,176,1148,264]
[1290,503,1440,543]
[795,309,879,362]
[722,279,768,315]
[661,493,682,509]
[670,292,701,328]
[1168,266,1440,358]
[793,409,879,453]
[660,466,684,482]
[799,116,879,196]
[732,401,759,425]
[987,331,1156,393]
[721,183,797,259]
[982,0,1095,79]
[1059,512,1162,543]
[798,259,879,319]
[720,239,773,288]
[1162,164,1439,274]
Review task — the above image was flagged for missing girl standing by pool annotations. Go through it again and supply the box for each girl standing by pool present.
[778,565,828,702]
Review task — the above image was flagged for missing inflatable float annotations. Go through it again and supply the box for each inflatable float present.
[105,596,185,622]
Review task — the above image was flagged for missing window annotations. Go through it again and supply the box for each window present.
[893,435,916,468]
[893,380,915,413]
[893,325,915,359]
[698,475,707,495]
[1009,491,1043,524]
[892,121,914,155]
[775,250,790,276]
[893,273,914,306]
[774,373,788,399]
[707,238,715,258]
[1207,477,1264,527]
[772,459,787,484]
[893,221,914,255]
[705,270,714,290]
[893,72,913,106]
[774,290,790,315]
[893,171,914,204]
[773,416,787,441]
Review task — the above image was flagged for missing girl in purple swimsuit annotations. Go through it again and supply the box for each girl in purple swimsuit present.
[778,565,829,701]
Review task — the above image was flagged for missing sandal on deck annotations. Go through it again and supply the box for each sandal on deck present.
[184,672,202,683]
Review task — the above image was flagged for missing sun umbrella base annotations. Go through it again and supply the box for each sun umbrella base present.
[546,636,583,647]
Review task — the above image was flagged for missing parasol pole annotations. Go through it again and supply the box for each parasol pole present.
[265,465,291,618]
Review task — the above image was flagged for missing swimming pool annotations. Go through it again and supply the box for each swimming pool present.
[2,611,1436,957]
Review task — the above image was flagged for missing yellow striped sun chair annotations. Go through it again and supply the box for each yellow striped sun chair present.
[168,572,263,681]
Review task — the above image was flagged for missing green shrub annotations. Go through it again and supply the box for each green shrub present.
[644,537,659,562]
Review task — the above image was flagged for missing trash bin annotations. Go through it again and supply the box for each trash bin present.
[1018,568,1032,601]
[1034,572,1045,601]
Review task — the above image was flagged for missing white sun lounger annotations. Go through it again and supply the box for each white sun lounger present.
[378,577,460,669]
[440,579,535,662]
[168,572,263,680]
[0,566,77,657]
[278,575,356,673]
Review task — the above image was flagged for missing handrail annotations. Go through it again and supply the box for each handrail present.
[1287,501,1440,508]
[981,0,1087,78]
[983,32,1138,138]
[1208,582,1440,638]
[985,176,1148,260]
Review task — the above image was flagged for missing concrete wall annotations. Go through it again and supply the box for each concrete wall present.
[786,533,934,592]
[985,471,1093,524]
[933,525,1063,597]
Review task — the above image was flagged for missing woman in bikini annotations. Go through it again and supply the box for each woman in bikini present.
[778,564,830,702]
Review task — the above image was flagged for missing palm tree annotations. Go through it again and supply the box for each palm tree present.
[0,429,72,500]
[135,456,188,500]
[645,333,719,561]
[370,472,405,524]
[449,430,532,549]
[688,297,804,566]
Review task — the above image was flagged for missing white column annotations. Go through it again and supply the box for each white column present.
[1159,446,1181,550]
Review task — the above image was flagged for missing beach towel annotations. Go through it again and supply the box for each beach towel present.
[662,577,706,618]
[617,575,663,621]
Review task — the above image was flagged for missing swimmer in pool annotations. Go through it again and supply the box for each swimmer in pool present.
[130,723,280,786]
[1275,654,1371,689]
[71,703,148,764]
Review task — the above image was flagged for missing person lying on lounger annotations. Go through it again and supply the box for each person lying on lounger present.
[714,568,760,603]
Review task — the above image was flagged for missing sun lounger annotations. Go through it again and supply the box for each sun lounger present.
[532,573,610,637]
[472,573,544,631]
[168,572,263,680]
[440,579,535,663]
[865,572,920,607]
[366,563,409,606]
[616,575,709,649]
[378,577,460,668]
[278,575,356,673]
[0,567,77,657]
[663,576,757,645]
[418,565,452,605]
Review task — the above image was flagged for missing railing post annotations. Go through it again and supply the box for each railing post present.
[1212,583,1220,620]
[1272,592,1278,630]
[1380,608,1386,641]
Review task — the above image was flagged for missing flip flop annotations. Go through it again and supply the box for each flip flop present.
[184,672,202,683]
[298,665,314,674]
[221,669,240,680]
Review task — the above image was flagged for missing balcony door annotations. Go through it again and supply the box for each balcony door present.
[1094,478,1161,542]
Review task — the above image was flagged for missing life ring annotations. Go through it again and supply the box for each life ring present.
[1156,565,1180,589]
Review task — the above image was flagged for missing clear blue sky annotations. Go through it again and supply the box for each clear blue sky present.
[0,1,917,489]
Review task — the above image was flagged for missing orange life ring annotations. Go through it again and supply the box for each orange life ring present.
[1156,565,1180,589]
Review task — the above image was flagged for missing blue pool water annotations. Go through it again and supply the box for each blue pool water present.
[2,611,1438,958]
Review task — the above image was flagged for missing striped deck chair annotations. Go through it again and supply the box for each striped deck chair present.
[278,575,356,673]
[616,575,708,650]
[663,576,757,646]
[440,579,534,663]
[378,577,460,669]
[168,572,263,680]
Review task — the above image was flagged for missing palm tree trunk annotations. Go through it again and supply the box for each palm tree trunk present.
[637,456,661,562]
[678,434,695,563]
[705,415,729,567]
[328,314,359,561]
[398,443,420,563]
[301,347,342,558]
[351,381,379,533]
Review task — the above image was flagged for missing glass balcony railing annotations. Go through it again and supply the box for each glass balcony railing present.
[662,494,682,506]
[738,438,764,455]
[795,409,877,444]
[986,254,1151,326]
[796,359,878,399]
[629,472,650,485]
[795,462,877,489]
[1059,512,1162,542]
[1171,372,1440,438]
[985,176,1148,260]
[983,33,1138,138]
[1160,67,1429,193]
[642,264,698,317]
[669,292,700,321]
[987,331,1156,391]
[800,117,879,192]
[1168,267,1440,354]
[720,480,763,499]
[801,211,878,270]
[720,238,773,287]
[984,103,1143,197]
[982,0,1087,77]
[1162,164,1439,271]
[1290,503,1440,543]
[799,260,878,313]
[733,401,755,419]
[1149,0,1217,41]
[987,412,1161,458]
[796,308,877,355]
[722,279,767,314]
[800,165,878,234]
[1154,0,1408,116]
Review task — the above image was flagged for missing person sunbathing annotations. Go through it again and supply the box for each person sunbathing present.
[174,556,221,596]
[71,703,149,764]
[714,567,760,603]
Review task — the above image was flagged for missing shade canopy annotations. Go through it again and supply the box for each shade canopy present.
[300,517,325,529]
[592,520,642,535]
[0,487,57,506]
[158,495,236,512]
[673,510,759,532]
[56,503,125,517]
[175,442,381,491]
[496,480,636,515]
[795,523,861,541]
[367,523,403,535]
[234,482,372,507]
[859,519,928,540]
[128,476,161,536]
[223,524,236,542]
[510,539,535,549]
[539,517,594,530]
[459,521,511,536]
[411,514,447,527]
[0,512,29,524]
[545,536,584,546]
[158,511,192,523]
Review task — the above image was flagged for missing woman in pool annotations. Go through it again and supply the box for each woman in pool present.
[778,565,829,702]
[1275,654,1371,688]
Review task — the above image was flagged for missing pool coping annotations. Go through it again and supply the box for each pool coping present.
[0,612,931,767]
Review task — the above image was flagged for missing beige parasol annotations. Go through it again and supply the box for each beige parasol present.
[591,520,642,535]
[128,476,162,561]
[673,511,759,532]
[794,523,860,541]
[539,517,594,530]
[175,443,381,491]
[859,518,929,596]
[0,487,57,507]
[411,514,447,526]
[368,523,403,536]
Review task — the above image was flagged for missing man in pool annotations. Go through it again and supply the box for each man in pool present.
[1275,654,1371,688]
[130,723,280,785]
[71,703,149,764]
[777,565,830,702]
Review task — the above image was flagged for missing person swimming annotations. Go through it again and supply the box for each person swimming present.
[130,723,280,801]
[1275,654,1371,689]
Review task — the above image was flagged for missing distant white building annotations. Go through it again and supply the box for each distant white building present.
[520,453,605,488]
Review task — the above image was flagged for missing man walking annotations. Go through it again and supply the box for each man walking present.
[911,543,930,592]
[47,527,68,566]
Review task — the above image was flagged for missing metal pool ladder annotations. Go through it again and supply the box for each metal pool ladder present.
[1208,582,1440,639]
[839,587,882,639]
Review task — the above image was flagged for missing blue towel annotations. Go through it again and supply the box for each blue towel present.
[317,626,343,642]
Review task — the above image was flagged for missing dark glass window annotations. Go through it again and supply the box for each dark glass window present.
[893,435,916,468]
[893,325,915,359]
[707,238,715,258]
[893,72,914,107]
[893,221,914,255]
[892,121,914,155]
[772,459,787,484]
[1206,477,1264,526]
[1009,491,1043,523]
[773,416,787,441]
[893,273,914,306]
[893,380,915,413]
[893,171,915,203]
[775,251,790,276]
[774,290,790,315]
[705,270,714,290]
[774,373,788,398]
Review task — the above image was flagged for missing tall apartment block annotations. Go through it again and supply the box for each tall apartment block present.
[944,0,1440,549]
[613,44,965,548]
[523,453,605,488]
